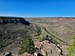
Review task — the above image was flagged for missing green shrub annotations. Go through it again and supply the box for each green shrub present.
[68,35,75,56]
[18,36,36,54]
[72,35,75,39]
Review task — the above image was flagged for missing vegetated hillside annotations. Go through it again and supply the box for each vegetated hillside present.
[0,17,42,56]
[0,17,30,50]
[0,17,74,56]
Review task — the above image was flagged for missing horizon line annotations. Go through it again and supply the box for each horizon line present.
[0,14,75,18]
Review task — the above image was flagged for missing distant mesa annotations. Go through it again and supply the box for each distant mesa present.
[0,16,30,25]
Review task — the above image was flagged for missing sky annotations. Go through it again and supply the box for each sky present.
[0,0,75,17]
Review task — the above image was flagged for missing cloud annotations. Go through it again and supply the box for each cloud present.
[0,14,26,17]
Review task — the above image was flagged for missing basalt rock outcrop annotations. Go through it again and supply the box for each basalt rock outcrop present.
[0,17,30,25]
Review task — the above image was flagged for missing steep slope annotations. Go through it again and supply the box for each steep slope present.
[0,17,42,56]
[0,17,30,51]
